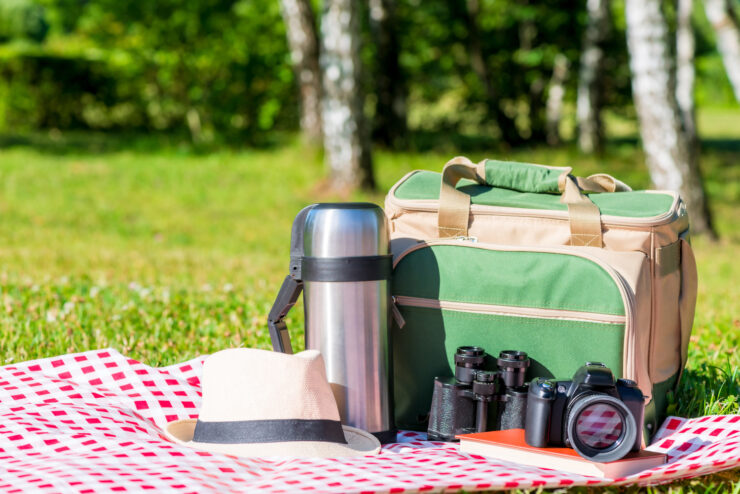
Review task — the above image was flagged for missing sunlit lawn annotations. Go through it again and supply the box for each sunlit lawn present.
[0,107,737,491]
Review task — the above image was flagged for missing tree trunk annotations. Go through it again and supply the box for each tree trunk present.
[519,10,546,142]
[703,0,740,101]
[279,0,323,143]
[576,0,611,154]
[369,0,406,148]
[460,0,522,145]
[320,0,374,190]
[677,0,698,146]
[625,0,716,237]
[546,54,570,146]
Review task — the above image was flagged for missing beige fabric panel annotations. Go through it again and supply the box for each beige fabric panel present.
[388,210,653,255]
[580,248,653,400]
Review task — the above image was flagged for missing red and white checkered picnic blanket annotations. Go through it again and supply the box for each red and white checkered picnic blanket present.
[0,349,737,492]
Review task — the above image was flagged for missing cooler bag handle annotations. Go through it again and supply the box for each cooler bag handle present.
[437,157,631,247]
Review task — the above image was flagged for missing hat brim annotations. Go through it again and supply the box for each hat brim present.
[163,419,381,458]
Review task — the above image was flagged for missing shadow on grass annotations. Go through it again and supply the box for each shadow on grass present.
[604,136,740,154]
[0,130,291,155]
[2,128,739,156]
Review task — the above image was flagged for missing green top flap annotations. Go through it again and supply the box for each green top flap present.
[394,170,676,218]
[393,245,626,316]
[482,160,565,193]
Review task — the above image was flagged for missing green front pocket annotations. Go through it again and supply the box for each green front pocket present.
[391,243,631,431]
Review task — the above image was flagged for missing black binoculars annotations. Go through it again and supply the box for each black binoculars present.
[427,346,530,442]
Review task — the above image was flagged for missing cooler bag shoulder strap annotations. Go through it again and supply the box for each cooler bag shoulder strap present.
[437,157,631,247]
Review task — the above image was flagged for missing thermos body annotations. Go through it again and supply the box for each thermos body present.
[302,204,394,442]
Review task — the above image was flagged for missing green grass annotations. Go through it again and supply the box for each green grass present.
[0,109,738,491]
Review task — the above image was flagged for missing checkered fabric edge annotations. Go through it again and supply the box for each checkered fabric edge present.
[0,348,737,493]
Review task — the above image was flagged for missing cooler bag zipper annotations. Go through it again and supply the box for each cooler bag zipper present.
[393,296,627,325]
[392,240,644,393]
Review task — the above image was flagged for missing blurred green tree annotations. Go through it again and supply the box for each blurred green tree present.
[576,0,610,154]
[0,0,49,43]
[75,0,295,142]
[0,0,735,159]
[1,0,297,142]
[369,0,406,148]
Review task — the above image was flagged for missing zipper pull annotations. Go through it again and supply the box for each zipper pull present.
[391,296,406,329]
[454,235,478,243]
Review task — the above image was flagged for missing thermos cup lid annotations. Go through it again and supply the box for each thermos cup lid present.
[303,203,389,258]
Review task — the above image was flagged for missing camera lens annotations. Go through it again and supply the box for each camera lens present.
[565,394,637,463]
[574,403,623,449]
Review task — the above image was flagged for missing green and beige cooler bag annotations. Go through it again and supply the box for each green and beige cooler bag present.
[386,157,698,438]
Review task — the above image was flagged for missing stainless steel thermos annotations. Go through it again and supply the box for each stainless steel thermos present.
[268,203,394,443]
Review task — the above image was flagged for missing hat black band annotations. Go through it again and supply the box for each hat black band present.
[192,418,348,445]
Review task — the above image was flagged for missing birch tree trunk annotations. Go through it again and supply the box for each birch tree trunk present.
[546,54,570,146]
[703,0,740,101]
[576,0,610,154]
[280,0,323,143]
[625,0,715,237]
[369,0,406,147]
[320,0,374,190]
[676,0,698,147]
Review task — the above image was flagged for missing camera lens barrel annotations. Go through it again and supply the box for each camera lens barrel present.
[454,346,486,383]
[565,393,637,463]
[497,350,530,388]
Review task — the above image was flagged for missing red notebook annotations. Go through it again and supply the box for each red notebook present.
[457,429,666,479]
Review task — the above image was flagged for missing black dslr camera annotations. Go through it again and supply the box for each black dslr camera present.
[525,362,645,462]
[427,346,530,441]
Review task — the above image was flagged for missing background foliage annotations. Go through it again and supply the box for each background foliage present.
[0,0,295,143]
[0,0,735,146]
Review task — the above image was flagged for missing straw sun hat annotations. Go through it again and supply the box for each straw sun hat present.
[164,348,381,458]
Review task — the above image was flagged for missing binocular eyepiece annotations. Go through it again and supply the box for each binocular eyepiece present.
[427,346,531,442]
[454,346,486,383]
[497,350,530,388]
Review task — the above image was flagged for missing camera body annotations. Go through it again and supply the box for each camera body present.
[427,347,530,442]
[525,362,645,462]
